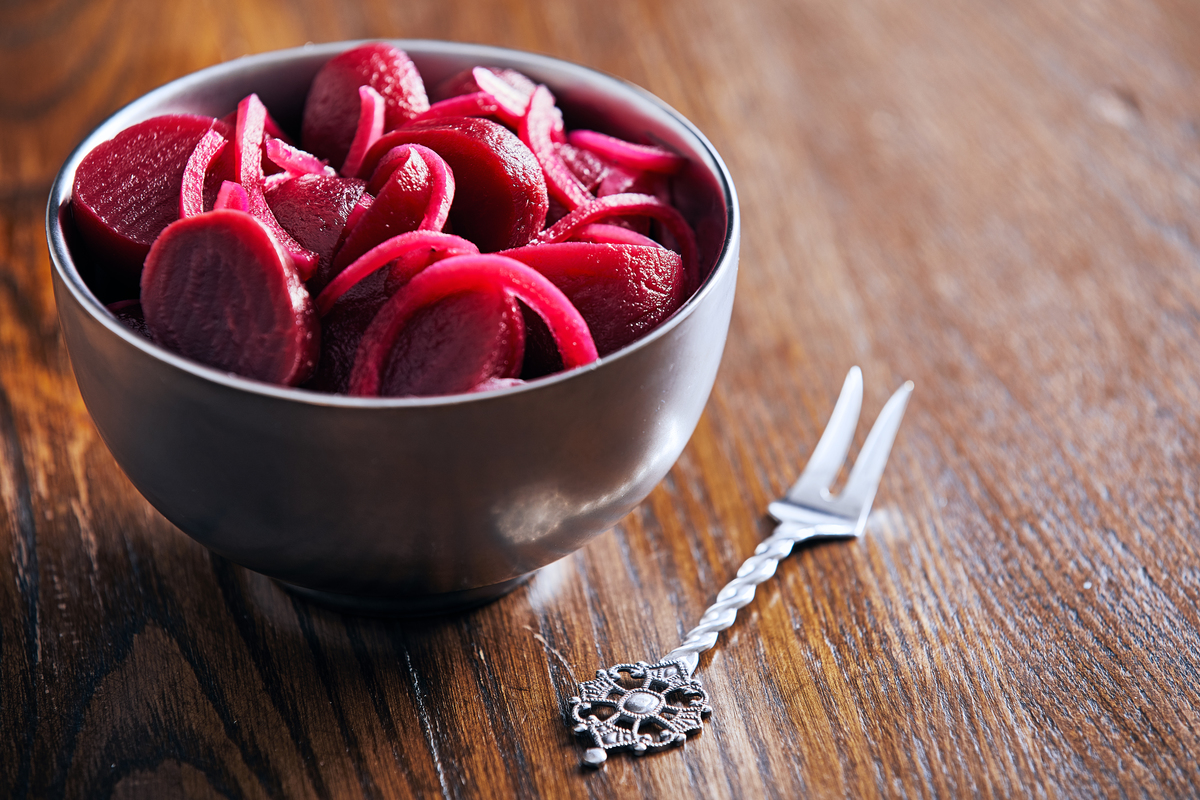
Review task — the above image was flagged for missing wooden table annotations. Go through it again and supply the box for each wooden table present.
[4,0,1200,796]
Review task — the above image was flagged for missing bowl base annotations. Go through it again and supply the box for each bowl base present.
[277,573,532,616]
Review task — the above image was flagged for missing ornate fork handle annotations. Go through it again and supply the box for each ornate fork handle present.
[661,521,855,675]
[567,369,911,767]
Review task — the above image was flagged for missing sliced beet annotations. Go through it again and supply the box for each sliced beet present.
[502,242,686,355]
[265,173,366,283]
[140,210,319,386]
[302,43,430,167]
[375,287,526,398]
[349,254,597,396]
[107,299,151,339]
[360,117,547,252]
[72,114,221,281]
[536,192,699,292]
[305,264,393,394]
[556,141,607,194]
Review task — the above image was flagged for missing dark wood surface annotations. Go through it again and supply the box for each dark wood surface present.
[4,0,1200,797]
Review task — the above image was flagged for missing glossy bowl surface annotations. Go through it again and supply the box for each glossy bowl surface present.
[47,40,740,613]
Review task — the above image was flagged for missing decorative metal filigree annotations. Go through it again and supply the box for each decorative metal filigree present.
[568,659,712,767]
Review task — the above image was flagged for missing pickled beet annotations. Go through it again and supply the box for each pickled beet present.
[302,43,429,168]
[502,242,685,355]
[73,114,220,281]
[265,173,366,284]
[375,288,526,397]
[140,210,318,386]
[349,255,597,396]
[360,117,547,252]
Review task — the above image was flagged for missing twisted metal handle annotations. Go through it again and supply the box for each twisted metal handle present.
[661,521,855,675]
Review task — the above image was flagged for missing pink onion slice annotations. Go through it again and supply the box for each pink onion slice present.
[265,138,336,177]
[180,129,228,218]
[315,230,478,315]
[235,93,319,279]
[327,144,457,285]
[570,222,662,248]
[348,254,598,395]
[341,85,386,178]
[471,66,532,125]
[213,181,250,212]
[535,192,699,290]
[567,129,685,174]
[501,241,686,356]
[407,92,500,124]
[520,85,591,210]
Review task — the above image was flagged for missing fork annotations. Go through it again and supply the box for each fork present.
[567,367,914,767]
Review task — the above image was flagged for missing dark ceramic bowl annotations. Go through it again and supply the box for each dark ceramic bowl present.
[46,40,739,613]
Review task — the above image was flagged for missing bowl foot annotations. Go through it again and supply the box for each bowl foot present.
[276,573,533,616]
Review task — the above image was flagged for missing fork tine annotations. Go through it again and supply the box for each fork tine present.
[827,379,914,531]
[783,366,863,507]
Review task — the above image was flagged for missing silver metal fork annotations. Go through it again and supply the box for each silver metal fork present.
[568,367,913,767]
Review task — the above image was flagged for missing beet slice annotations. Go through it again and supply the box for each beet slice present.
[360,117,547,252]
[375,287,526,398]
[72,114,221,281]
[556,142,607,194]
[140,210,319,386]
[520,85,591,210]
[265,173,366,283]
[307,231,480,393]
[501,242,686,356]
[349,254,597,396]
[302,43,430,167]
[107,299,151,339]
[234,94,319,279]
[305,265,393,394]
[536,192,699,292]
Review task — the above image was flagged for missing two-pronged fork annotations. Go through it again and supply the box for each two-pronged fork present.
[568,367,913,767]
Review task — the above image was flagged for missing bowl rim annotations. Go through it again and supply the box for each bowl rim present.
[46,39,740,409]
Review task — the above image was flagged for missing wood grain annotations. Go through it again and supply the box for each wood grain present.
[4,0,1200,796]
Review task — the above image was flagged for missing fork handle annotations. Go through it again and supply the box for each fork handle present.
[661,521,855,675]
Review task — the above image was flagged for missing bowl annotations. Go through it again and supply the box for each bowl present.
[46,40,740,614]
